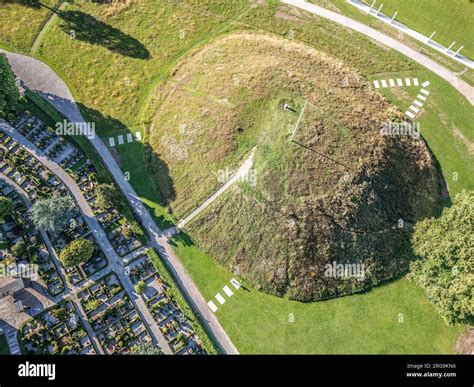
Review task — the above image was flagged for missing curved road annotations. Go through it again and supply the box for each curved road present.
[0,50,239,355]
[1,1,473,355]
[282,0,474,105]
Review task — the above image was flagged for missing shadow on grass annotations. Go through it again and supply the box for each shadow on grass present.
[0,0,41,7]
[77,103,176,228]
[53,9,150,59]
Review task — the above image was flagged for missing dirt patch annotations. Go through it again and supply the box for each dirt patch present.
[453,127,474,155]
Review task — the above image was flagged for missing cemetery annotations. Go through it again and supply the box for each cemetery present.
[19,300,96,355]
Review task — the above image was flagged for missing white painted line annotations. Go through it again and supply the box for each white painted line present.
[405,78,411,86]
[413,78,419,86]
[406,111,416,119]
[207,301,218,312]
[127,133,133,143]
[414,99,424,107]
[420,88,430,95]
[223,285,234,297]
[135,131,142,141]
[118,135,124,145]
[381,79,388,88]
[389,79,395,87]
[373,80,380,88]
[421,81,430,87]
[215,293,226,305]
[230,278,241,289]
[396,78,403,86]
[409,105,419,113]
[108,137,115,147]
[417,94,427,101]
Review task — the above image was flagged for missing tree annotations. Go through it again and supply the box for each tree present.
[59,239,94,267]
[11,240,27,259]
[134,280,146,295]
[28,196,77,234]
[95,183,120,210]
[0,53,20,118]
[0,196,14,221]
[408,190,474,325]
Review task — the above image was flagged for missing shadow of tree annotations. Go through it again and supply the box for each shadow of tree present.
[0,0,41,7]
[56,10,150,59]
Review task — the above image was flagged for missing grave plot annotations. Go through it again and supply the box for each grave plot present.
[127,254,205,354]
[77,273,152,354]
[51,224,108,286]
[0,142,66,201]
[15,111,85,171]
[73,163,145,257]
[19,300,96,355]
[0,180,64,296]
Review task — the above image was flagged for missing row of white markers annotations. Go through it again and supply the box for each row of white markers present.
[373,78,431,119]
[108,132,142,147]
[207,278,241,313]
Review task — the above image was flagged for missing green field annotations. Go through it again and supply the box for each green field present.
[0,0,60,52]
[360,0,474,60]
[172,233,464,354]
[0,334,10,355]
[0,0,471,353]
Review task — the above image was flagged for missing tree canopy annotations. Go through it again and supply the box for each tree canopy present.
[29,196,78,234]
[95,183,120,210]
[0,53,20,118]
[0,196,14,221]
[59,238,94,267]
[409,190,473,325]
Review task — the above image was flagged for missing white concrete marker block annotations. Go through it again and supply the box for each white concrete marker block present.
[406,111,416,119]
[118,135,124,145]
[127,133,133,143]
[409,105,419,113]
[405,78,411,86]
[223,285,234,297]
[421,81,430,87]
[108,137,115,147]
[135,132,142,141]
[414,100,423,107]
[373,80,380,88]
[381,79,388,88]
[230,278,241,289]
[215,293,226,305]
[389,79,395,87]
[207,301,218,312]
[420,89,430,95]
[413,78,419,86]
[397,78,403,86]
[417,94,427,101]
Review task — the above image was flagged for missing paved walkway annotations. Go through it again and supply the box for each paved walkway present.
[0,50,239,354]
[281,0,474,105]
[0,172,104,353]
[178,147,257,229]
[0,120,172,354]
[346,0,474,69]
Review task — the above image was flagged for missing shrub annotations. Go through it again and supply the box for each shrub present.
[59,239,94,268]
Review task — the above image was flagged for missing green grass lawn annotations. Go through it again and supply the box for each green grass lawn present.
[0,0,61,53]
[359,0,474,60]
[172,233,464,354]
[0,334,10,355]
[1,0,471,354]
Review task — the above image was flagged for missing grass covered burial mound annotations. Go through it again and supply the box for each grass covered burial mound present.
[146,32,440,301]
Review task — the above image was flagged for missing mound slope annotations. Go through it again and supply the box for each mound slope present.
[147,33,440,301]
